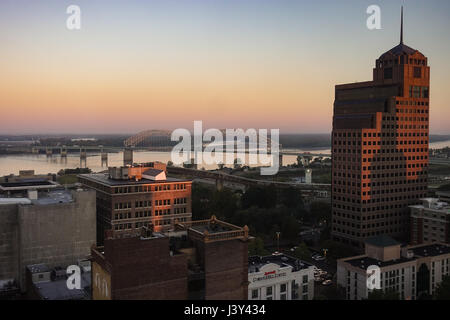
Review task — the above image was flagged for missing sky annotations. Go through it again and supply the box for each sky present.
[0,0,449,135]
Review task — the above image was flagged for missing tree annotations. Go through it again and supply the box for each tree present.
[434,275,450,300]
[278,187,303,209]
[320,239,356,259]
[281,214,301,244]
[292,243,311,261]
[310,201,331,226]
[241,186,277,209]
[248,237,269,257]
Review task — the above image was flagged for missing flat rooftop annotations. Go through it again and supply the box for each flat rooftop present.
[345,243,450,270]
[0,179,58,191]
[33,272,91,300]
[248,254,312,273]
[410,244,450,257]
[32,190,73,205]
[190,223,235,234]
[345,256,414,270]
[79,173,190,186]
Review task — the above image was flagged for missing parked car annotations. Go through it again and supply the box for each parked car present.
[322,280,332,286]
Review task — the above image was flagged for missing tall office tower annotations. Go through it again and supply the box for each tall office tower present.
[331,8,430,249]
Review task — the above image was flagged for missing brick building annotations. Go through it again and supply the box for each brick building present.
[78,162,192,245]
[331,8,430,249]
[90,216,250,300]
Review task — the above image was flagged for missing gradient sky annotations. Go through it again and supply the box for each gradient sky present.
[0,0,449,134]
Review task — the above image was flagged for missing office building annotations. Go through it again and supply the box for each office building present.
[410,198,450,244]
[78,162,192,245]
[337,235,450,300]
[248,254,314,300]
[332,9,430,248]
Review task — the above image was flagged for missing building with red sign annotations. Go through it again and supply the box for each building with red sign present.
[248,254,315,300]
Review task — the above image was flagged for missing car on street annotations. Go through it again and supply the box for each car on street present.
[322,280,332,286]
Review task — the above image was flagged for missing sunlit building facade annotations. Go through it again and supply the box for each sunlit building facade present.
[331,10,430,249]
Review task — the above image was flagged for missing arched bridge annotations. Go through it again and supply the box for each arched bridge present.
[124,130,173,147]
[123,129,282,152]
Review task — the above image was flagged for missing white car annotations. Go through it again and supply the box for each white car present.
[322,280,332,286]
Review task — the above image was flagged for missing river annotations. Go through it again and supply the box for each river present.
[0,140,449,176]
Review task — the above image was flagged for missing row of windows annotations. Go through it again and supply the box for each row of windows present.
[333,191,427,204]
[396,101,429,107]
[135,200,151,208]
[155,199,171,206]
[334,132,429,138]
[334,140,429,147]
[333,228,407,237]
[380,57,426,67]
[334,163,428,174]
[113,218,190,230]
[333,211,408,221]
[334,220,405,229]
[333,172,428,182]
[114,207,189,219]
[174,197,188,205]
[113,183,188,194]
[409,86,429,99]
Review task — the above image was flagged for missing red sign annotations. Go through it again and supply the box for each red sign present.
[264,271,276,276]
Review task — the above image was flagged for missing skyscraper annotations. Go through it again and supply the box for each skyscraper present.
[331,8,430,249]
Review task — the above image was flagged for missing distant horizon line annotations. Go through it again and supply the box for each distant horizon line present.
[1,132,450,137]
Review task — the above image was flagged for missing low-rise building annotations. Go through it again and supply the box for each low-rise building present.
[26,262,91,300]
[248,254,314,300]
[78,162,192,245]
[90,216,250,300]
[337,235,450,300]
[410,198,450,244]
[0,185,96,294]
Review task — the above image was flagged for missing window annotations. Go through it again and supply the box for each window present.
[280,294,287,300]
[413,86,421,98]
[414,67,422,78]
[384,67,393,79]
[252,289,258,299]
[303,275,308,283]
[280,283,287,293]
[266,286,272,296]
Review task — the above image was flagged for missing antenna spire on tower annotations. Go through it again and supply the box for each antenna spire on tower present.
[400,6,404,44]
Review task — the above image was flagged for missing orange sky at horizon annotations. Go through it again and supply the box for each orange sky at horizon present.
[1,0,449,135]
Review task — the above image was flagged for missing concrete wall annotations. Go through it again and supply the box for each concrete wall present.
[18,190,96,290]
[0,204,19,285]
